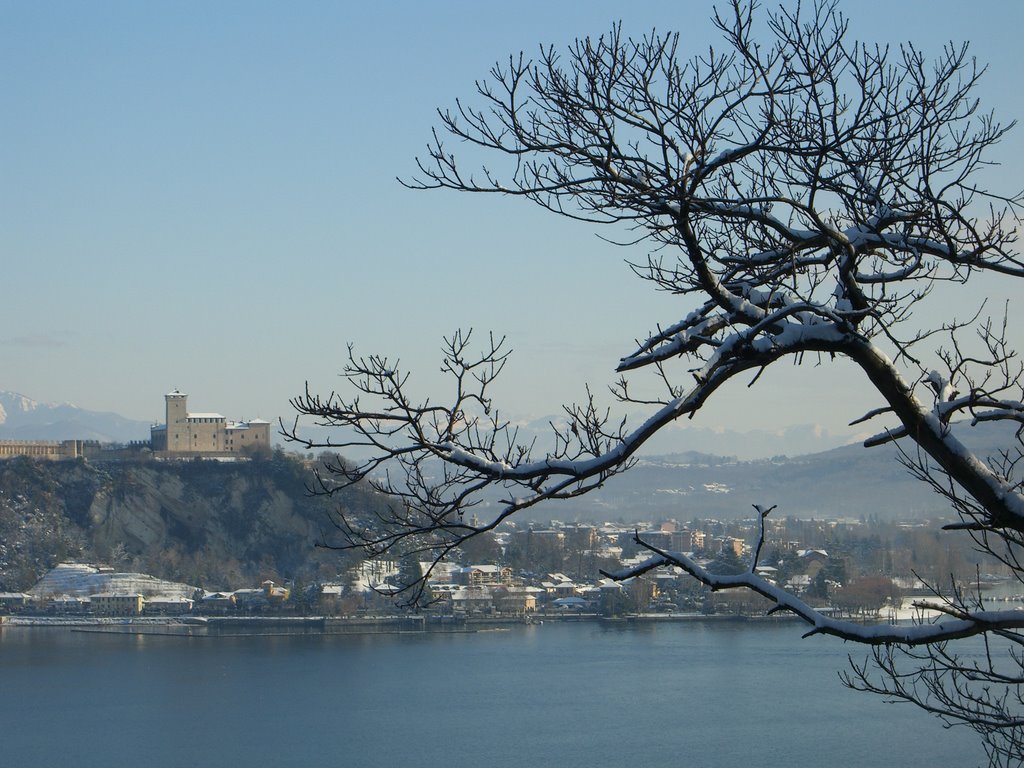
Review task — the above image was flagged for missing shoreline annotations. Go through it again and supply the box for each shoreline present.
[1,610,809,636]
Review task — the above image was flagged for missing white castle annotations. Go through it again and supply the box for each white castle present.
[150,390,271,455]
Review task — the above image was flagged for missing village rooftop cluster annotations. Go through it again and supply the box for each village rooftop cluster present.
[0,515,962,623]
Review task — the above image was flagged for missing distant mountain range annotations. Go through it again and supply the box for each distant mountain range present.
[478,421,1023,524]
[2,389,1018,525]
[0,389,863,459]
[0,391,151,443]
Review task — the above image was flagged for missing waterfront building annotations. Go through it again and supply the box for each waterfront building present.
[200,592,237,614]
[492,586,538,615]
[454,565,513,587]
[90,593,144,616]
[49,596,90,614]
[449,586,495,614]
[0,592,29,613]
[144,596,194,615]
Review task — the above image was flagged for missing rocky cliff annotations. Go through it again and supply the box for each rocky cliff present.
[0,453,377,591]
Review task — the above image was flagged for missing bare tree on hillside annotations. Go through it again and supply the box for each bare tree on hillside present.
[285,2,1024,763]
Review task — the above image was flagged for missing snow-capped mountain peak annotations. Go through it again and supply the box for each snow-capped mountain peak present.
[0,391,147,442]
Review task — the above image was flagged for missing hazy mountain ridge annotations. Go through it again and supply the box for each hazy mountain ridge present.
[0,389,862,458]
[510,415,860,460]
[520,450,932,522]
[0,391,152,443]
[0,420,1016,591]
[516,421,1020,523]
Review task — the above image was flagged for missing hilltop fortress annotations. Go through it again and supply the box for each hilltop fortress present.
[0,390,272,461]
[150,390,270,456]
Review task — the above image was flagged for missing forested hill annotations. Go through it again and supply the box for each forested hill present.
[2,421,1014,592]
[0,453,379,592]
[507,421,1022,524]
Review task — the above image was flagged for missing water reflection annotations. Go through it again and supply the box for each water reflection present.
[0,621,983,768]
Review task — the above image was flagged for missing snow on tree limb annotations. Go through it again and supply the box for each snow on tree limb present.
[287,2,1024,761]
[604,521,1024,646]
[286,0,1024,597]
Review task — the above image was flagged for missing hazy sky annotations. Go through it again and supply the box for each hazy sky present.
[2,1,1022,452]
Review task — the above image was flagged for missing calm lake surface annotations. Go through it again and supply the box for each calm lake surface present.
[0,620,982,768]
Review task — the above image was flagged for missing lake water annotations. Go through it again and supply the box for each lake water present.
[0,619,983,767]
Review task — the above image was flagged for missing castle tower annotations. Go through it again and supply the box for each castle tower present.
[165,391,188,452]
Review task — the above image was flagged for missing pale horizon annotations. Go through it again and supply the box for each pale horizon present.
[3,0,1021,451]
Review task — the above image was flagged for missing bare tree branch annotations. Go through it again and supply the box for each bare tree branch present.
[287,1,1024,762]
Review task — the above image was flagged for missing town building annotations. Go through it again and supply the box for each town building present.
[0,592,29,613]
[144,596,194,615]
[90,593,144,616]
[454,565,513,587]
[150,390,271,456]
[0,439,88,460]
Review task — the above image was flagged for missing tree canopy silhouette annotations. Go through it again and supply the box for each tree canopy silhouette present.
[287,2,1024,763]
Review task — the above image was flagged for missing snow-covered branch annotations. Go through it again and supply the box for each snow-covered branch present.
[605,529,1024,646]
[294,2,1024,760]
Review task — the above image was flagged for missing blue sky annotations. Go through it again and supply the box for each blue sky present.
[2,1,1022,455]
